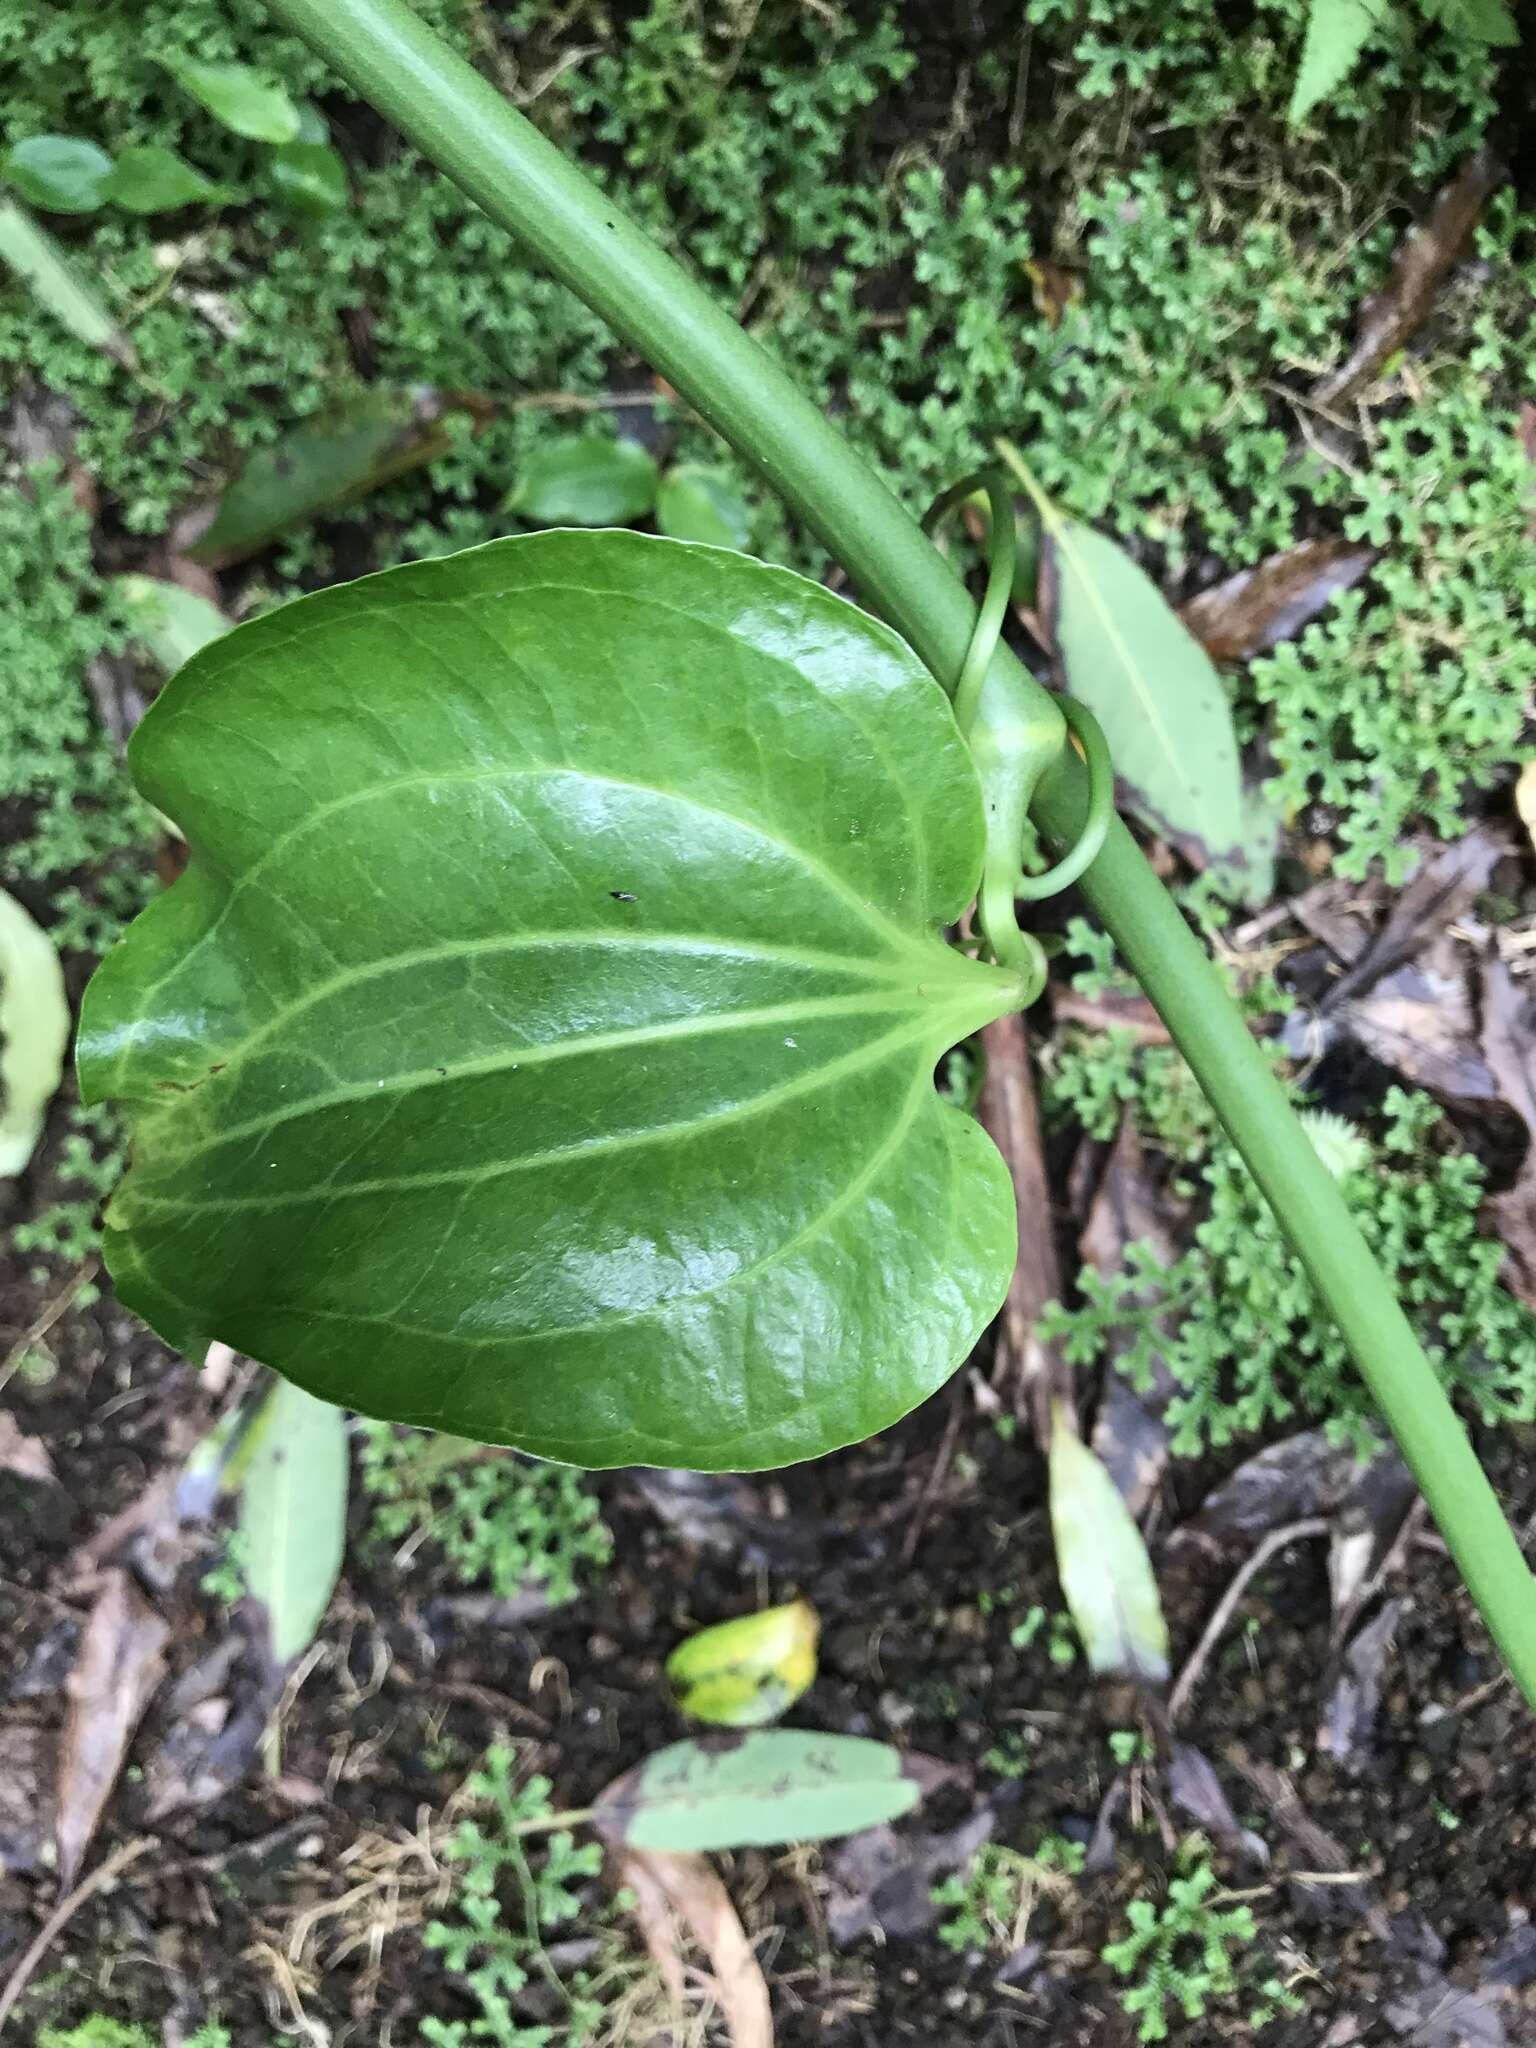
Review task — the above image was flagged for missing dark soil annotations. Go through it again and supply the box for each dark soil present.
[4,1245,1536,2046]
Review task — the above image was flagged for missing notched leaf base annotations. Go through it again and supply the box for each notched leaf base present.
[81,532,1022,1470]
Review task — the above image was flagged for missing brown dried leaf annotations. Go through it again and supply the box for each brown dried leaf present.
[1166,1743,1267,1867]
[1340,943,1499,1105]
[979,1010,1070,1440]
[824,1806,993,1944]
[1313,150,1505,407]
[616,1846,772,2048]
[1480,957,1536,1310]
[1180,538,1377,664]
[57,1569,170,1885]
[1080,1119,1180,1514]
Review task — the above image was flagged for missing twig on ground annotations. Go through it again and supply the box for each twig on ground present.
[0,1834,154,2030]
[0,1259,98,1397]
[978,1009,1074,1443]
[1169,1518,1330,1726]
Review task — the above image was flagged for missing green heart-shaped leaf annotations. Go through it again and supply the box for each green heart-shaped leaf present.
[81,533,1022,1469]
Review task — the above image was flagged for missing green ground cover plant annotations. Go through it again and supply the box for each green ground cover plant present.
[359,1424,612,1603]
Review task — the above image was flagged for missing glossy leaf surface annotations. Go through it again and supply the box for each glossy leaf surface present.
[594,1730,924,1851]
[81,532,1022,1469]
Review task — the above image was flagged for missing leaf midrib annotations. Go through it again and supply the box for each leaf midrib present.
[124,997,981,1214]
[109,754,938,1093]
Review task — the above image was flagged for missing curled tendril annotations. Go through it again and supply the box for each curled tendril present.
[922,466,1113,992]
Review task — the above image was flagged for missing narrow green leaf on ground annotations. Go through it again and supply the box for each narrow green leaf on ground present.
[1000,442,1246,868]
[508,433,659,526]
[158,56,302,144]
[0,200,135,366]
[114,575,231,672]
[594,1730,927,1851]
[0,886,71,1178]
[1049,1406,1170,1685]
[186,386,493,565]
[79,532,1022,1470]
[269,141,348,216]
[238,1376,349,1664]
[2,135,113,214]
[104,145,232,215]
[656,465,751,549]
[1289,0,1386,125]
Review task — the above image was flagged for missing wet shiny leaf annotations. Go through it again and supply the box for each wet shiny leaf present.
[79,532,1022,1469]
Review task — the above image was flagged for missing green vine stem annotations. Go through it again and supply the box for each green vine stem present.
[259,0,1536,1705]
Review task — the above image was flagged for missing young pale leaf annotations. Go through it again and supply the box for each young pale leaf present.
[1289,0,1386,124]
[2,136,113,214]
[0,887,71,1177]
[594,1730,925,1851]
[114,574,230,672]
[158,56,302,144]
[509,434,659,526]
[0,201,134,366]
[656,465,751,550]
[666,1599,819,1726]
[1014,464,1245,867]
[269,142,348,216]
[1049,1408,1169,1685]
[103,145,231,215]
[79,533,1022,1470]
[238,1376,349,1664]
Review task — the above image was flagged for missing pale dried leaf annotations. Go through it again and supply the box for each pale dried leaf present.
[57,1569,170,1884]
[1515,760,1536,851]
[0,1410,56,1482]
[617,1846,772,2048]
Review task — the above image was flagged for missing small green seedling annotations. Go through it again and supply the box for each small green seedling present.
[933,1836,1085,1955]
[1102,1856,1258,2043]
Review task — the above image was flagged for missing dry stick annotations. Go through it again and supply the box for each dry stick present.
[897,1378,968,1568]
[1168,1518,1330,1728]
[977,1010,1074,1445]
[0,1835,154,2032]
[0,1258,98,1398]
